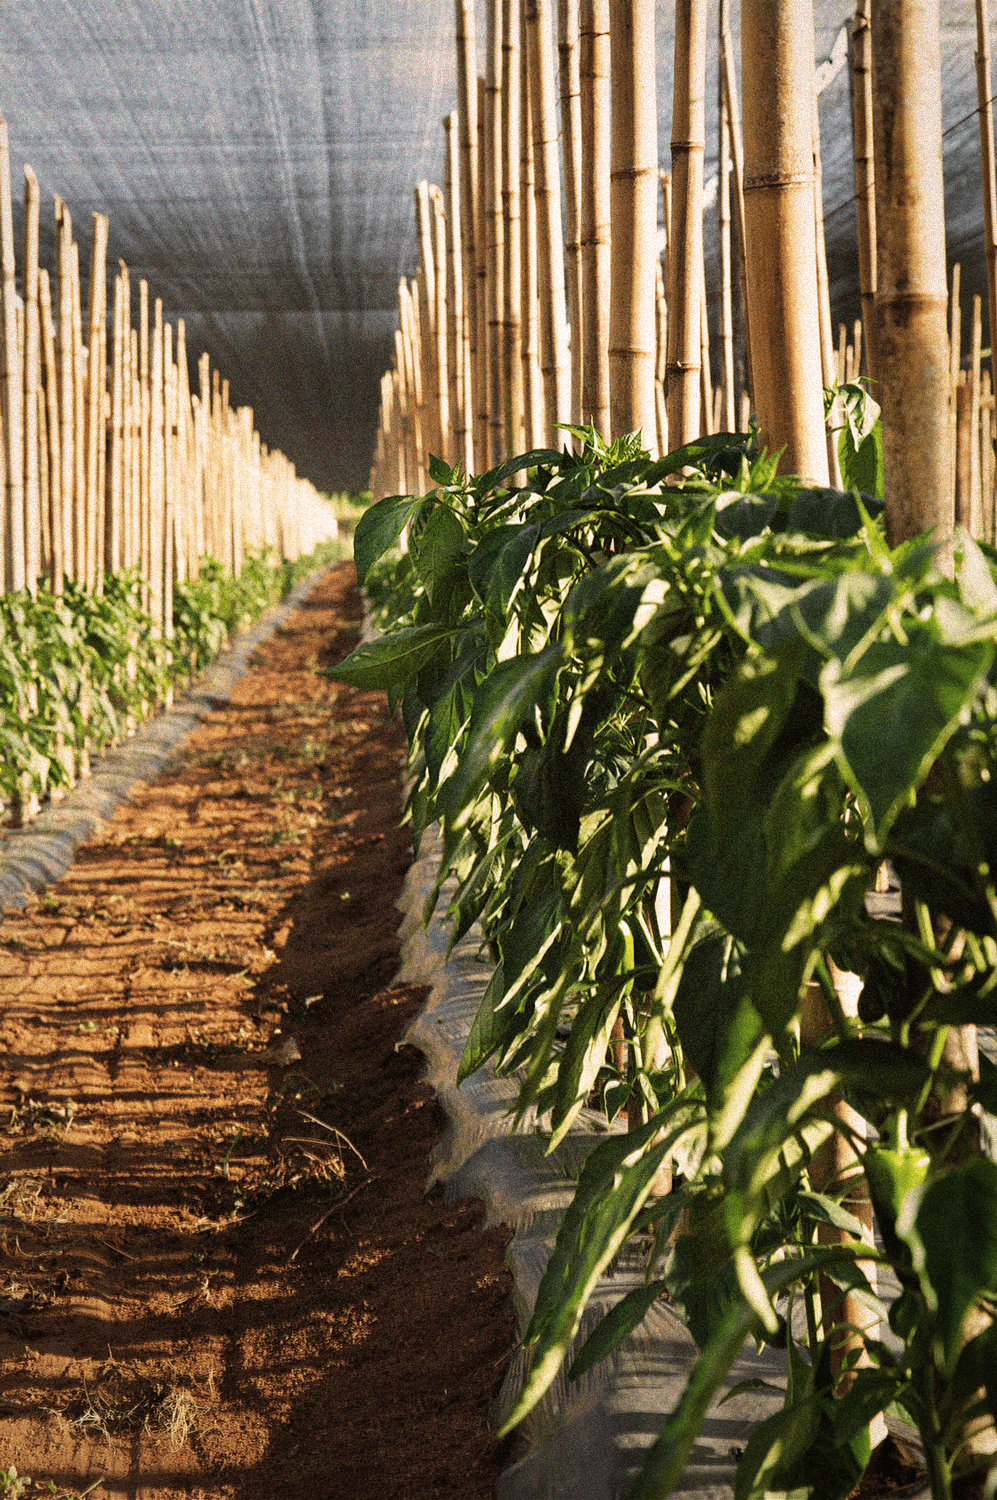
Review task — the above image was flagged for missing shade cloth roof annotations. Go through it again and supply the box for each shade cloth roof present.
[0,2,987,491]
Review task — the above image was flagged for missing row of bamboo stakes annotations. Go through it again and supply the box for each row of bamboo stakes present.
[369,0,997,1465]
[369,0,997,553]
[0,112,337,626]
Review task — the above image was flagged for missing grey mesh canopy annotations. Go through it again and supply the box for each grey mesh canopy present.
[0,2,985,493]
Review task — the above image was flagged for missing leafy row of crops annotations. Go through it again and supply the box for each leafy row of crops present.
[335,399,997,1500]
[0,540,343,817]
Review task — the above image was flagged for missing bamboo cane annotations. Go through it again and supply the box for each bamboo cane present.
[502,0,525,455]
[666,0,706,447]
[0,115,24,593]
[176,317,193,581]
[520,37,544,450]
[455,0,484,470]
[977,0,997,393]
[108,267,124,575]
[443,119,463,465]
[579,0,611,435]
[957,373,973,529]
[477,74,491,466]
[525,0,570,445]
[871,0,952,544]
[415,181,441,463]
[485,1,506,461]
[982,368,995,541]
[430,184,452,459]
[162,320,175,704]
[446,111,474,473]
[39,267,62,591]
[970,292,983,535]
[655,256,668,454]
[394,325,411,494]
[951,263,962,516]
[84,213,109,593]
[55,198,74,584]
[718,15,736,434]
[23,166,41,597]
[37,378,49,586]
[139,279,151,606]
[149,298,165,640]
[661,169,672,310]
[719,29,752,410]
[70,241,86,589]
[699,289,713,437]
[851,0,879,383]
[741,0,829,483]
[558,0,583,426]
[813,94,843,487]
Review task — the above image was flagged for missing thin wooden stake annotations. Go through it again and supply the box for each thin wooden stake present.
[525,0,570,445]
[502,0,525,454]
[851,0,879,382]
[23,166,41,597]
[579,0,611,435]
[872,0,953,547]
[742,0,829,482]
[666,0,707,447]
[558,0,583,426]
[0,114,24,593]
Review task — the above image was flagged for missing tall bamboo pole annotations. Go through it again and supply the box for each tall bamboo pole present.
[430,184,452,460]
[108,267,125,575]
[485,0,506,461]
[477,75,491,466]
[39,267,62,591]
[149,298,165,638]
[502,0,525,455]
[414,181,439,463]
[520,38,544,449]
[84,213,108,592]
[666,0,706,447]
[525,0,570,445]
[22,166,41,597]
[579,0,611,435]
[977,0,997,388]
[718,9,736,433]
[139,279,151,605]
[455,0,484,471]
[0,114,24,593]
[871,0,951,544]
[55,198,74,585]
[558,0,583,426]
[70,242,86,588]
[655,256,668,453]
[719,28,752,410]
[446,111,474,474]
[742,0,829,483]
[852,0,879,383]
[813,94,843,487]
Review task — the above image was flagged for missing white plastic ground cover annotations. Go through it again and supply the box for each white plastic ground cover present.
[396,823,787,1500]
[0,571,321,917]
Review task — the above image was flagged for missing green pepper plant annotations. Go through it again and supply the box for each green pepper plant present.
[334,413,997,1500]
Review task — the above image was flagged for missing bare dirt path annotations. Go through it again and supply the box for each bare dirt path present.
[0,562,514,1500]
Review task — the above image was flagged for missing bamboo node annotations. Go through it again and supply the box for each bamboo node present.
[743,172,814,191]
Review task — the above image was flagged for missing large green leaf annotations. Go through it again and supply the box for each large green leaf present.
[899,1156,997,1376]
[499,1101,705,1435]
[324,623,454,690]
[701,637,808,850]
[413,501,466,603]
[821,624,994,847]
[353,493,421,584]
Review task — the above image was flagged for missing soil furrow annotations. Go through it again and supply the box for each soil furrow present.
[0,562,513,1500]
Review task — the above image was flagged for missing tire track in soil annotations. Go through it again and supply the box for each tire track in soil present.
[0,562,515,1500]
